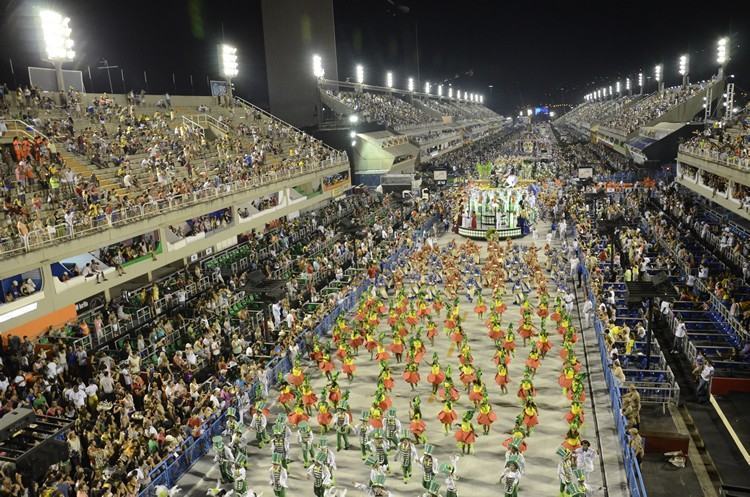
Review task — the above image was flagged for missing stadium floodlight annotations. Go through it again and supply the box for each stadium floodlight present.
[616,81,621,94]
[678,55,688,76]
[349,131,356,138]
[312,54,324,78]
[219,44,238,99]
[455,88,460,100]
[626,77,631,91]
[479,95,483,104]
[408,77,414,92]
[438,84,443,97]
[608,85,613,98]
[550,111,555,117]
[717,37,729,65]
[220,44,238,78]
[654,64,662,82]
[464,91,468,100]
[470,93,474,102]
[386,71,393,88]
[349,115,359,123]
[424,81,431,94]
[39,9,75,91]
[518,111,523,117]
[526,108,532,116]
[355,64,364,84]
[448,87,453,98]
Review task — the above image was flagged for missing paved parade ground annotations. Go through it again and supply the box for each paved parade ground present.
[178,222,603,497]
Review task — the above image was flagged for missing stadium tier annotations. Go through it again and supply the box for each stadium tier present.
[1,7,749,497]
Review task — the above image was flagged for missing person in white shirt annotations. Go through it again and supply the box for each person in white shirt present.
[574,440,597,478]
[671,320,687,354]
[582,300,593,328]
[696,360,714,403]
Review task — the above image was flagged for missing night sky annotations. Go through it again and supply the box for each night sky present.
[0,0,747,115]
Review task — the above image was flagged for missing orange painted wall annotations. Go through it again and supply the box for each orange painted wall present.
[2,304,77,342]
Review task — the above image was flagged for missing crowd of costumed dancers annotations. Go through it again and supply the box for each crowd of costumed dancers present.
[209,234,596,497]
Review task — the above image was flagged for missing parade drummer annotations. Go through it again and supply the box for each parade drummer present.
[306,452,332,497]
[297,421,315,468]
[334,403,351,451]
[420,443,439,490]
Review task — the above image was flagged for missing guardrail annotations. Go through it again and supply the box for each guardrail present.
[180,115,206,138]
[136,214,438,497]
[578,256,649,497]
[1,156,349,260]
[679,145,750,173]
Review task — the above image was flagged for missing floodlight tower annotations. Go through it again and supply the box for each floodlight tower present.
[638,72,644,95]
[408,77,415,92]
[654,64,663,93]
[437,84,443,98]
[220,44,238,100]
[678,54,689,88]
[355,64,364,85]
[424,81,431,95]
[716,37,729,79]
[626,77,631,96]
[39,9,75,92]
[615,81,621,97]
[312,54,325,79]
[386,71,393,89]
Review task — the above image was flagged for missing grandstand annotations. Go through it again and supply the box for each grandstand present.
[2,5,750,497]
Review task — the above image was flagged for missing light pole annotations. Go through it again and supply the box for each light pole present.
[678,54,689,88]
[638,72,644,96]
[97,58,118,94]
[717,37,729,79]
[39,9,75,92]
[654,64,663,93]
[386,71,393,89]
[220,44,238,101]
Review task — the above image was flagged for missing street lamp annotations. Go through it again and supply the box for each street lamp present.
[39,9,75,91]
[717,37,729,78]
[678,54,689,87]
[386,71,393,89]
[312,54,324,79]
[355,64,364,84]
[408,77,414,92]
[220,44,238,100]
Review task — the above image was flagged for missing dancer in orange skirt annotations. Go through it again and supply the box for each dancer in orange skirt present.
[390,334,405,363]
[300,378,318,415]
[559,364,575,393]
[518,311,536,347]
[438,399,458,434]
[317,399,333,434]
[365,331,378,360]
[468,378,485,405]
[427,353,446,395]
[502,419,528,453]
[342,351,356,381]
[369,403,383,429]
[525,344,541,373]
[426,318,438,346]
[477,397,497,435]
[288,400,309,426]
[410,332,426,363]
[458,343,473,366]
[450,324,465,346]
[375,342,391,362]
[439,367,460,402]
[522,398,539,432]
[277,380,296,412]
[318,351,335,380]
[495,362,510,394]
[488,316,504,341]
[454,410,477,454]
[494,343,511,367]
[459,362,476,392]
[287,358,305,387]
[410,403,427,444]
[517,373,536,400]
[474,294,487,320]
[403,360,421,390]
[432,293,444,315]
[537,326,552,358]
[503,324,517,357]
[379,362,395,391]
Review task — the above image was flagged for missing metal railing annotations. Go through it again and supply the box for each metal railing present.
[180,115,206,138]
[1,157,349,260]
[679,144,750,172]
